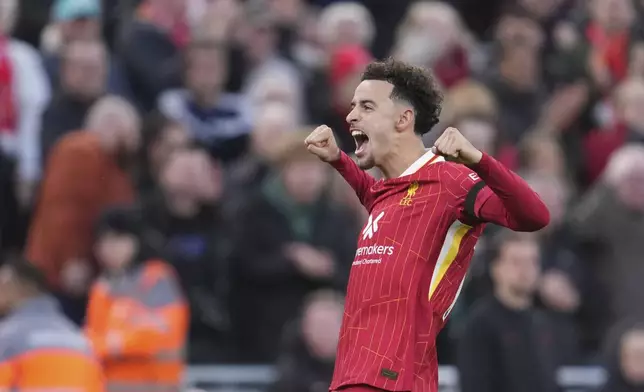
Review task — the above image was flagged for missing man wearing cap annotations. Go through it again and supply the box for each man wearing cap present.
[41,0,132,99]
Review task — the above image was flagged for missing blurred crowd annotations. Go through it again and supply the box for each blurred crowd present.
[1,0,644,390]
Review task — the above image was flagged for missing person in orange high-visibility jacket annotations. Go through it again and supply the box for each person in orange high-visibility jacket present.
[0,256,104,391]
[85,206,189,392]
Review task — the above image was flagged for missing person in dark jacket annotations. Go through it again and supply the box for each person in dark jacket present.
[457,230,566,392]
[40,39,107,163]
[118,0,186,111]
[229,131,358,363]
[142,146,233,363]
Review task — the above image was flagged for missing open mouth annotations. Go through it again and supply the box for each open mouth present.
[352,129,370,156]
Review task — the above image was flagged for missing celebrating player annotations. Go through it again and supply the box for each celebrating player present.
[305,58,549,392]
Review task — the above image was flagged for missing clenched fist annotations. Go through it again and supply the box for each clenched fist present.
[305,125,341,163]
[432,127,483,165]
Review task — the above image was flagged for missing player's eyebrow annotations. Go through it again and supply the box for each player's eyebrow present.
[351,99,377,108]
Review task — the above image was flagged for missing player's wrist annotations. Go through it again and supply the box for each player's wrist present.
[328,148,342,163]
[463,149,483,167]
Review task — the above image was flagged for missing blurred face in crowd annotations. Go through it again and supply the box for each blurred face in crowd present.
[397,3,459,63]
[492,238,541,298]
[496,14,544,49]
[60,17,101,43]
[160,149,223,213]
[100,112,141,155]
[95,231,139,272]
[590,0,634,32]
[282,159,328,204]
[523,136,566,176]
[243,19,277,63]
[455,118,497,154]
[87,98,142,164]
[302,296,344,360]
[250,75,299,110]
[62,40,107,100]
[251,104,296,159]
[149,122,190,176]
[500,45,540,90]
[346,80,404,170]
[621,329,644,384]
[186,45,228,103]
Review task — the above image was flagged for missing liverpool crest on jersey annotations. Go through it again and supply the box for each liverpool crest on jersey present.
[400,181,419,206]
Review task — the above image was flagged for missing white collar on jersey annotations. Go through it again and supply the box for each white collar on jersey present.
[398,149,445,178]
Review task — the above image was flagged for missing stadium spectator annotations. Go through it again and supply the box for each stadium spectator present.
[40,0,132,100]
[142,147,233,362]
[483,9,547,145]
[241,0,305,119]
[0,256,103,391]
[443,80,501,161]
[158,39,254,163]
[230,131,357,362]
[271,290,344,392]
[2,0,644,388]
[0,2,50,250]
[227,102,299,200]
[570,144,644,333]
[457,231,570,392]
[40,39,108,163]
[26,96,139,324]
[392,1,473,88]
[584,78,644,184]
[138,111,190,201]
[119,0,187,111]
[86,206,188,391]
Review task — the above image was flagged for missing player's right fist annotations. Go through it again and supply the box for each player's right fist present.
[305,125,341,163]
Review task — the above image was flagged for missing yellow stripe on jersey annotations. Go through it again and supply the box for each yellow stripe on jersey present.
[428,220,473,300]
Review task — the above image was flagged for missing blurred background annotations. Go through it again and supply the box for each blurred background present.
[2,0,644,390]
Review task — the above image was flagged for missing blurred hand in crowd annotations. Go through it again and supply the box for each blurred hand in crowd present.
[286,243,335,279]
[539,269,580,313]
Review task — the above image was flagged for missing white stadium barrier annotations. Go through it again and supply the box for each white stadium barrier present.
[184,365,608,392]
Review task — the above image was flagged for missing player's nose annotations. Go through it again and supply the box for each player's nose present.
[346,108,358,125]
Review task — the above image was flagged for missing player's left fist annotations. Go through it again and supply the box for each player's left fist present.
[432,127,483,165]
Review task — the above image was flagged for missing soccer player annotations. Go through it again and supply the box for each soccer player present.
[304,58,550,392]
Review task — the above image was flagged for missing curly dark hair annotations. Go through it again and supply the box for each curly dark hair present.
[361,57,443,136]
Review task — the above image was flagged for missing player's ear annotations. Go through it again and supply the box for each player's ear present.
[396,107,414,133]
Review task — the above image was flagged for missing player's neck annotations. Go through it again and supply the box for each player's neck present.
[495,287,533,311]
[379,139,427,179]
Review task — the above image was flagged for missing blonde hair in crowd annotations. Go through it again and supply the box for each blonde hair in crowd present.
[318,1,375,48]
[85,96,141,132]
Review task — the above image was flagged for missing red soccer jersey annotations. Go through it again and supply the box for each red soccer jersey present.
[330,150,493,392]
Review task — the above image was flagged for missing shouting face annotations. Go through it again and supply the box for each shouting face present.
[346,80,401,170]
